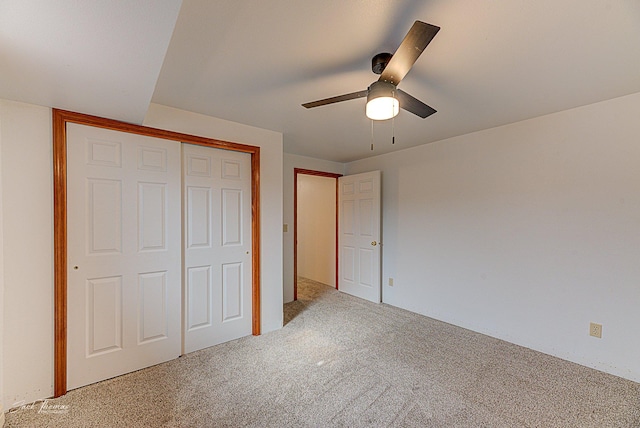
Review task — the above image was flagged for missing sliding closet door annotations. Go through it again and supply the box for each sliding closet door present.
[67,123,181,390]
[183,143,252,353]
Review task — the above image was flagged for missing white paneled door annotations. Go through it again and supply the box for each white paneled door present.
[182,143,252,354]
[67,124,182,390]
[338,171,381,303]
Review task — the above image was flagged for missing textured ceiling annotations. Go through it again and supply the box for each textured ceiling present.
[2,0,640,162]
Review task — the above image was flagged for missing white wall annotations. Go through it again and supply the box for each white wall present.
[0,100,53,410]
[297,175,336,287]
[143,103,284,333]
[346,92,640,382]
[0,100,284,410]
[0,102,4,417]
[283,154,344,302]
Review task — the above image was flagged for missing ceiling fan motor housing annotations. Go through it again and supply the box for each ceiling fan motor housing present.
[372,52,393,74]
[368,81,397,98]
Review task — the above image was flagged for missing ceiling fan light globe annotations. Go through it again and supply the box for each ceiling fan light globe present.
[366,96,399,120]
[366,81,400,120]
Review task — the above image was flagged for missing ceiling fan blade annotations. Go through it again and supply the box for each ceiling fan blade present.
[302,90,368,108]
[379,21,440,85]
[396,89,436,118]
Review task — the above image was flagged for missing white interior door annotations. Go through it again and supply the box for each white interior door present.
[338,170,381,303]
[67,124,181,390]
[183,143,252,354]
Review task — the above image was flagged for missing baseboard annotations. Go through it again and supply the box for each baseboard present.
[261,319,284,334]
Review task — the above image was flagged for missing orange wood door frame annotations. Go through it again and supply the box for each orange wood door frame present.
[53,109,261,397]
[293,168,342,300]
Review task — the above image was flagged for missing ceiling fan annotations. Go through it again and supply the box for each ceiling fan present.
[302,20,440,121]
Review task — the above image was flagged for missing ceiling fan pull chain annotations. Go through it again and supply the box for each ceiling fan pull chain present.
[370,119,374,151]
[392,107,395,145]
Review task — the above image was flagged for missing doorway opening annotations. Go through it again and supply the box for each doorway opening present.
[293,169,342,300]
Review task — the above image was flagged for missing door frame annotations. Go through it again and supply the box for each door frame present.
[53,109,261,396]
[293,168,342,300]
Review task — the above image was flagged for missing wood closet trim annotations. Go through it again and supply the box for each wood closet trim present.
[53,109,261,397]
[293,168,342,300]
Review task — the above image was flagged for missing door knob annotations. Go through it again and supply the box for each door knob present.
[371,241,377,246]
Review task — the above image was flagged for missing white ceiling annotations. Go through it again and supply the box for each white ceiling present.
[0,0,182,123]
[2,0,640,162]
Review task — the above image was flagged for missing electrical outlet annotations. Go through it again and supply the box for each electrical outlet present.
[388,277,394,286]
[589,322,602,338]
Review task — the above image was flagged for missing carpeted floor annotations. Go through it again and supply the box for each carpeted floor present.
[5,277,640,427]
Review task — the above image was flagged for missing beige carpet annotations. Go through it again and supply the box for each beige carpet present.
[5,277,640,427]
